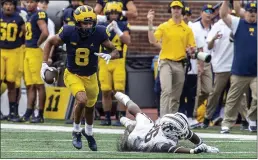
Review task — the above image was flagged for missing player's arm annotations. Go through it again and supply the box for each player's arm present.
[20,23,26,38]
[155,143,206,154]
[233,0,245,18]
[120,30,131,45]
[43,35,63,63]
[101,39,119,59]
[124,1,138,19]
[37,19,49,47]
[171,130,206,154]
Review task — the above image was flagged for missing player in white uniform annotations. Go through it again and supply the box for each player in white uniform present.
[115,92,219,154]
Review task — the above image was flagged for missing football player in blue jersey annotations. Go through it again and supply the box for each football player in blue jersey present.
[98,1,131,126]
[63,0,84,25]
[0,0,26,120]
[95,0,138,22]
[14,0,49,123]
[41,5,119,151]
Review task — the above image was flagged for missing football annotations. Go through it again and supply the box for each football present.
[44,67,58,84]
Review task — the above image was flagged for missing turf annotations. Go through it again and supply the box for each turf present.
[1,125,257,159]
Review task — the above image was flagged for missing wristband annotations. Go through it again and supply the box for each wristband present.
[115,28,124,37]
[190,149,195,154]
[149,25,153,31]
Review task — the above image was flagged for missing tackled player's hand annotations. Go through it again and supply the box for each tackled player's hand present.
[41,62,53,80]
[206,145,219,153]
[193,143,208,154]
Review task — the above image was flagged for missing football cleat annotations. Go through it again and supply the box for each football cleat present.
[72,131,82,149]
[81,128,97,151]
[12,115,30,122]
[100,119,111,126]
[240,120,249,131]
[30,116,44,123]
[112,120,123,126]
[201,118,210,129]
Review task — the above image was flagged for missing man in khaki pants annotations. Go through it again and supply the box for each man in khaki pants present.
[147,1,196,116]
[220,1,257,133]
[203,8,248,129]
[191,4,214,121]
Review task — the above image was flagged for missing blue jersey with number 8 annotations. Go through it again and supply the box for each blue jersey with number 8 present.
[25,10,48,48]
[0,11,25,49]
[58,25,109,76]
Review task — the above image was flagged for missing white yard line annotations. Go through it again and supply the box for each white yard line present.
[1,123,257,140]
[0,139,255,143]
[0,150,256,154]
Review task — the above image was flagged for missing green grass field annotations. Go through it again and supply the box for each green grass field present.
[1,120,257,159]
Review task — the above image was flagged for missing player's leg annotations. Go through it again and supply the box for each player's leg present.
[31,84,46,123]
[81,73,99,151]
[0,82,8,120]
[63,69,86,149]
[5,48,20,120]
[27,48,46,123]
[100,90,113,125]
[15,49,35,122]
[0,50,7,120]
[98,59,113,125]
[13,45,26,120]
[112,59,126,126]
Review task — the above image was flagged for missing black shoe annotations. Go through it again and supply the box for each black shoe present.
[81,128,97,151]
[213,117,223,126]
[240,120,249,130]
[100,119,111,126]
[12,115,30,122]
[72,131,82,149]
[10,114,20,122]
[6,113,17,121]
[30,116,44,123]
[0,113,8,120]
[201,118,210,129]
[112,120,123,126]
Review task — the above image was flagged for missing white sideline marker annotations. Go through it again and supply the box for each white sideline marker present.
[1,123,257,140]
[1,150,257,154]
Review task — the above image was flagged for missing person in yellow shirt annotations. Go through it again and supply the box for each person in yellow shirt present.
[147,0,196,117]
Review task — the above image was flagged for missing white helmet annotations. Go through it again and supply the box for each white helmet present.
[160,113,189,139]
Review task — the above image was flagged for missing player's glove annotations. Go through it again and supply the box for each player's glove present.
[107,21,123,37]
[94,52,111,64]
[41,62,53,80]
[191,143,208,154]
[206,145,219,153]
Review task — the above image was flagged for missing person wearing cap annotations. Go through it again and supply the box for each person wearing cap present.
[220,1,257,133]
[183,6,193,26]
[203,7,249,129]
[179,6,204,128]
[191,4,214,124]
[148,0,196,116]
